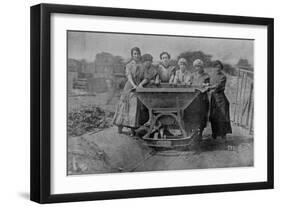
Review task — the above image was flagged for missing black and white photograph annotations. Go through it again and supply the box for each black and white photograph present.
[67,31,254,175]
[28,2,274,204]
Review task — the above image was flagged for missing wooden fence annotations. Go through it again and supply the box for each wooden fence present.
[232,67,254,134]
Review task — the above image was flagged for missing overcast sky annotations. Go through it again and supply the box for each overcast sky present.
[68,31,254,65]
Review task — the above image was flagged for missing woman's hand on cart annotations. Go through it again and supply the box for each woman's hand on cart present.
[137,84,144,89]
[155,79,160,85]
[129,85,138,92]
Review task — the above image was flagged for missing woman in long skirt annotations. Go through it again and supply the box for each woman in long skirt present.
[208,60,232,139]
[191,59,210,140]
[112,47,147,135]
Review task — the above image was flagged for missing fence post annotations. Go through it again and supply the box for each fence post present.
[246,82,253,125]
[239,72,248,125]
[237,71,245,125]
[233,68,240,123]
[248,82,254,134]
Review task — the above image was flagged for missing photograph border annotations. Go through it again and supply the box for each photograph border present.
[30,3,274,203]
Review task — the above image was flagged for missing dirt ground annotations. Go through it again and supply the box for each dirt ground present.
[67,123,253,175]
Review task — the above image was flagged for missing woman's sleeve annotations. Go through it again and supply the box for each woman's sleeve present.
[169,74,175,83]
[214,75,226,92]
[125,63,137,87]
[173,71,179,84]
[186,74,193,85]
[204,75,210,84]
[144,67,157,81]
[171,66,177,75]
[125,63,132,77]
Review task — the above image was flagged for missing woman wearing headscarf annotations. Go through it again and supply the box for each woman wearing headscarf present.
[173,58,193,85]
[208,60,232,139]
[190,59,210,140]
[112,47,146,135]
[191,59,210,86]
[156,52,176,84]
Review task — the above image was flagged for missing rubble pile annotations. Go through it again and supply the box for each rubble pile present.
[68,105,114,136]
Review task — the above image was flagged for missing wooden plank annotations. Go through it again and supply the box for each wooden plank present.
[246,83,254,127]
[233,69,240,123]
[240,72,248,125]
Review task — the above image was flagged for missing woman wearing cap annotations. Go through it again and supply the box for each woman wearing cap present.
[173,57,193,85]
[208,60,232,140]
[112,47,147,135]
[156,52,176,84]
[141,53,158,86]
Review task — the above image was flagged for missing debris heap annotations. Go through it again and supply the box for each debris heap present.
[68,105,114,136]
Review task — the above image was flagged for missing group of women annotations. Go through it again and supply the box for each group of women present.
[112,47,232,140]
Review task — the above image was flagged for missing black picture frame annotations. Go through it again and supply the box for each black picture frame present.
[30,3,274,204]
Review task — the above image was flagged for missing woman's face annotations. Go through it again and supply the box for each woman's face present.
[161,54,170,66]
[215,65,222,73]
[132,50,141,61]
[195,65,204,73]
[144,60,152,68]
[179,62,187,72]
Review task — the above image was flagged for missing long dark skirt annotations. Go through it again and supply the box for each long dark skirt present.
[209,92,232,136]
[183,92,209,135]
